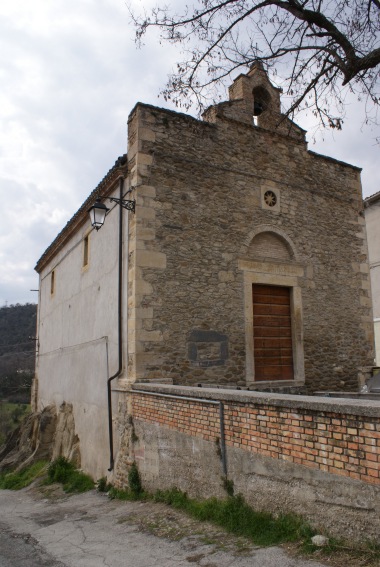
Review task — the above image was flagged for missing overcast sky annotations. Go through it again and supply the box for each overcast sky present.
[1,0,379,307]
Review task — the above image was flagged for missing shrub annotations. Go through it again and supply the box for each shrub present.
[47,457,94,493]
[47,456,75,484]
[97,477,112,493]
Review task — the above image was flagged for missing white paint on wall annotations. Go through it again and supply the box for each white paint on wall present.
[35,184,129,480]
[365,198,380,364]
[375,320,380,366]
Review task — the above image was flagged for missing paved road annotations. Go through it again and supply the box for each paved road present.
[0,487,330,567]
[0,529,65,567]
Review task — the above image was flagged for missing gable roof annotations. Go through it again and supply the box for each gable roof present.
[364,189,380,207]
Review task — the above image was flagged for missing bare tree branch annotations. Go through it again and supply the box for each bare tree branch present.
[130,0,380,130]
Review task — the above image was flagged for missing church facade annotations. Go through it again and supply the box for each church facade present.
[34,64,374,479]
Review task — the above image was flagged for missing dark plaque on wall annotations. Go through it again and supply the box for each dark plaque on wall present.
[187,330,229,367]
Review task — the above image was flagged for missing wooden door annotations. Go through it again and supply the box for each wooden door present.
[252,284,294,381]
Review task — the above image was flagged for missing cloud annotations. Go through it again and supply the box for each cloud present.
[0,0,182,304]
[0,0,378,306]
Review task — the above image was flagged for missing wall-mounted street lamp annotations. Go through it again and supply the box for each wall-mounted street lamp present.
[88,190,135,231]
[87,180,135,472]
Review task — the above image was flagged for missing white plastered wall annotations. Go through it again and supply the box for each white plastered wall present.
[35,185,129,480]
[375,320,380,366]
[365,201,380,364]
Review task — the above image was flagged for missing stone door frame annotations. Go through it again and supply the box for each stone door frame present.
[239,259,305,387]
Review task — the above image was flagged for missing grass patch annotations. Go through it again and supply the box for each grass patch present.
[0,457,94,494]
[106,470,313,548]
[108,486,143,501]
[97,476,112,493]
[301,535,380,564]
[149,488,380,564]
[152,488,312,547]
[46,457,94,493]
[0,461,47,490]
[107,461,144,501]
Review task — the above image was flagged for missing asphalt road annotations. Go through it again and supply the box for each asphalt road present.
[0,529,65,567]
[0,486,330,567]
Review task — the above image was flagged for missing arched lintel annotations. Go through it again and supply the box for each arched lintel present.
[241,224,299,261]
[252,86,271,114]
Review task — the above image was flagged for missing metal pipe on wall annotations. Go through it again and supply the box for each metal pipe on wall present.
[131,389,228,476]
[107,176,125,471]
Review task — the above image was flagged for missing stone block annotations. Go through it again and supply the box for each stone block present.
[139,128,156,142]
[136,250,167,269]
[137,227,156,241]
[360,263,370,274]
[138,330,163,342]
[129,307,154,320]
[137,185,156,198]
[218,271,235,282]
[136,206,156,220]
[138,153,154,166]
[360,296,372,307]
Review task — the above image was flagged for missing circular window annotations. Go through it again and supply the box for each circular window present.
[264,190,277,207]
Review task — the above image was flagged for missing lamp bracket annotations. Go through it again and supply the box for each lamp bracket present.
[108,196,135,213]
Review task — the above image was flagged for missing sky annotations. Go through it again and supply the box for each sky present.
[0,0,379,306]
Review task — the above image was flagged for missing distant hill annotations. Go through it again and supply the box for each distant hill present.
[0,303,37,403]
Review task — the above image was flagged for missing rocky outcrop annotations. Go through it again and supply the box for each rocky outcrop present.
[0,404,57,472]
[52,402,81,466]
[0,402,80,472]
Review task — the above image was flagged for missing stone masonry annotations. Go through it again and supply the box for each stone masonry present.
[125,64,373,392]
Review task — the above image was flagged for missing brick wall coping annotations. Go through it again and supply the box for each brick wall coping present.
[132,383,380,418]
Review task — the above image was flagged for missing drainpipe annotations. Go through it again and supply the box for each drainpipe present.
[107,176,124,471]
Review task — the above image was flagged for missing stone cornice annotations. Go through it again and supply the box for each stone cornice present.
[308,150,361,172]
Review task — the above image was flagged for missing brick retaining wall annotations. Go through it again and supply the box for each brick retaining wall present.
[131,385,380,486]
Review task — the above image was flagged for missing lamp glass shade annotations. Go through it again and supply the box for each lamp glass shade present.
[88,199,109,230]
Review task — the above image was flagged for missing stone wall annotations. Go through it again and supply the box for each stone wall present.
[114,384,380,541]
[126,93,373,391]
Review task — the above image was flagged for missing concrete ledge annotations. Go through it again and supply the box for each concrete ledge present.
[132,382,380,418]
[122,414,380,540]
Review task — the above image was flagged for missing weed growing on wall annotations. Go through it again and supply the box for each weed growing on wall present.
[222,476,234,497]
[97,477,112,493]
[128,416,139,444]
[214,436,222,458]
[107,463,144,501]
[128,462,142,495]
